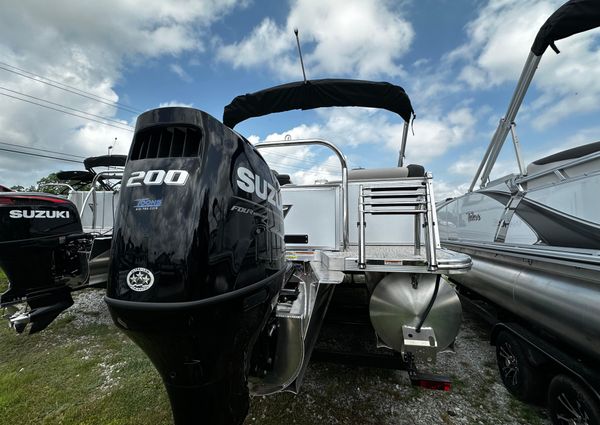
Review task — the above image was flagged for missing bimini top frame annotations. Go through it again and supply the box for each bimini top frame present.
[224,78,415,167]
[469,0,600,191]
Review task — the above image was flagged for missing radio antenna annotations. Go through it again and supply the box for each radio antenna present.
[294,28,308,84]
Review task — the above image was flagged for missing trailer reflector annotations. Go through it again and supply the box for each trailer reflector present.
[410,373,452,391]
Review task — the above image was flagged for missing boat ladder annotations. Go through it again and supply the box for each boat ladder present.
[357,172,440,271]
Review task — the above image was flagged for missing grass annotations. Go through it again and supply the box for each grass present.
[0,269,550,425]
[0,269,7,293]
[0,280,172,424]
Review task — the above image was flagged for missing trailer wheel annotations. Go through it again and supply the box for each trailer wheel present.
[548,374,600,425]
[495,331,543,402]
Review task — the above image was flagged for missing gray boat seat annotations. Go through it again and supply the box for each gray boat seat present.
[526,140,600,176]
[348,164,425,181]
[272,170,292,186]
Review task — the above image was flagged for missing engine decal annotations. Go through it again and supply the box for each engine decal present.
[236,166,282,208]
[126,169,189,187]
[133,198,163,211]
[126,267,155,292]
[230,205,254,215]
[9,210,70,219]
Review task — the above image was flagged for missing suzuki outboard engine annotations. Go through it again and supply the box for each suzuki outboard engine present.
[0,193,89,333]
[105,107,286,425]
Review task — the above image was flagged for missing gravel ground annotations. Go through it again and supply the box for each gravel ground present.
[66,289,550,425]
[246,301,550,425]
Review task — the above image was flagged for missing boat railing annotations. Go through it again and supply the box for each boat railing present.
[37,182,76,195]
[80,170,123,231]
[255,138,349,249]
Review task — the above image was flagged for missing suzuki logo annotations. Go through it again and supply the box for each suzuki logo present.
[9,210,70,219]
[236,166,282,208]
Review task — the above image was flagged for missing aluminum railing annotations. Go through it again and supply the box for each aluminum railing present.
[80,171,123,230]
[255,138,349,249]
[357,173,439,271]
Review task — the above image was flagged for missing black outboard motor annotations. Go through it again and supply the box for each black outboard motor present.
[0,193,88,333]
[105,107,286,425]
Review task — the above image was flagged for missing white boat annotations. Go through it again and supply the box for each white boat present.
[437,1,600,423]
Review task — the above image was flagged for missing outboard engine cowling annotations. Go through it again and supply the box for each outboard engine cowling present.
[105,107,286,425]
[0,193,88,333]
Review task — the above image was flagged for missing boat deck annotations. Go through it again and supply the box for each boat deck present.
[286,245,471,275]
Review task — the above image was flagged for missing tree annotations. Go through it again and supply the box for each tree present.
[34,173,67,195]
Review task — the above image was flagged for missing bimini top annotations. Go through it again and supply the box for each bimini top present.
[531,0,600,56]
[56,170,95,182]
[223,79,414,128]
[83,155,127,170]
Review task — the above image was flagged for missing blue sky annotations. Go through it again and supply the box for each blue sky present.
[1,0,599,198]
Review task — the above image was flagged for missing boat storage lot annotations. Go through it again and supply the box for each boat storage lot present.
[1,287,549,425]
[92,290,550,424]
[247,308,550,425]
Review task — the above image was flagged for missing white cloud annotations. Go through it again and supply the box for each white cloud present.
[265,106,478,167]
[245,106,477,187]
[169,64,193,83]
[292,154,341,184]
[449,159,480,176]
[0,0,244,187]
[398,107,477,165]
[158,101,195,108]
[449,0,559,89]
[449,0,600,128]
[249,123,337,181]
[432,179,471,201]
[216,0,414,79]
[524,125,600,165]
[217,19,291,71]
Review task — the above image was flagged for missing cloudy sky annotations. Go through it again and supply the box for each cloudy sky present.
[0,0,599,198]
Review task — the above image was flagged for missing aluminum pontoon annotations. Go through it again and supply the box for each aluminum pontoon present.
[437,1,600,423]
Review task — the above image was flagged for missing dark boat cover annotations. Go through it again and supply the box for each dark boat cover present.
[223,79,414,128]
[55,170,95,182]
[83,155,127,170]
[531,0,600,55]
[532,140,600,165]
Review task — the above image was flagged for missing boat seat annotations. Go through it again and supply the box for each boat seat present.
[348,164,424,181]
[272,170,293,186]
[526,140,600,175]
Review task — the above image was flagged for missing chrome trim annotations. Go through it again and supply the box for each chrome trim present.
[397,121,409,167]
[80,171,123,230]
[255,138,349,249]
[509,123,526,176]
[442,240,600,270]
[425,173,439,271]
[358,184,366,269]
